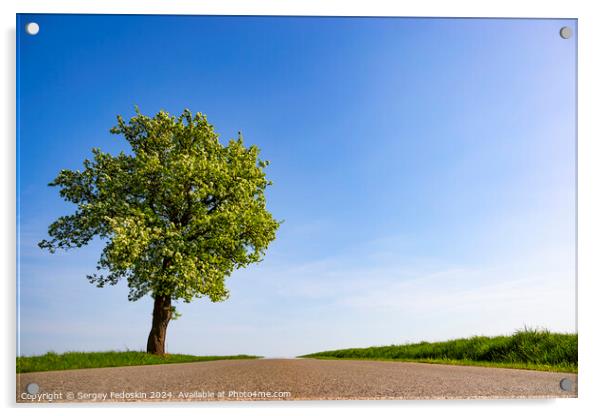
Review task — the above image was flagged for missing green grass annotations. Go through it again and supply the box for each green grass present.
[300,328,577,373]
[16,351,260,373]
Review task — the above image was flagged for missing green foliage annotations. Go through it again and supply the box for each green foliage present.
[39,108,280,303]
[16,351,259,373]
[301,328,578,373]
[170,305,183,321]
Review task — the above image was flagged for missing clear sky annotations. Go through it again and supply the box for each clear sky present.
[17,15,576,357]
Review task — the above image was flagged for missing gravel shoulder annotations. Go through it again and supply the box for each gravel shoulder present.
[16,358,577,403]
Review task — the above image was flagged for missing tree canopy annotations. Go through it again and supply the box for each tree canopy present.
[39,109,280,305]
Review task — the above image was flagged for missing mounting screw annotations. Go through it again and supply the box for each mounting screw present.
[25,22,40,36]
[559,26,572,39]
[559,378,574,391]
[26,383,40,394]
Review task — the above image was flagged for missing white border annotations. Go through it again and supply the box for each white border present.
[2,0,587,18]
[2,1,601,415]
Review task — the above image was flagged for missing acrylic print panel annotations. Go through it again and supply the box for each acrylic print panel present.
[16,14,577,402]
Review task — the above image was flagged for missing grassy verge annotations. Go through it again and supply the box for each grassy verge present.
[17,351,260,373]
[300,328,577,373]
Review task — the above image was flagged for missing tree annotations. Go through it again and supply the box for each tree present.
[39,108,280,354]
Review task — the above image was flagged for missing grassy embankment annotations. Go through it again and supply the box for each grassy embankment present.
[300,328,577,373]
[17,351,260,373]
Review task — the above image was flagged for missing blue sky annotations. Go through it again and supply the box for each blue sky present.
[17,15,576,357]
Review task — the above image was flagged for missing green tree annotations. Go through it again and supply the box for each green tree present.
[39,109,280,354]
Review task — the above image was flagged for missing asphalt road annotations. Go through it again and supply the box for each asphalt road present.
[17,359,577,402]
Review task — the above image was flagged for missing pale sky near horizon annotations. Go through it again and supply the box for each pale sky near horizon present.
[17,15,576,357]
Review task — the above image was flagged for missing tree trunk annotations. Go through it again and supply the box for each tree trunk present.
[146,295,172,355]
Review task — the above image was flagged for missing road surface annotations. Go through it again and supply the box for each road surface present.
[17,358,577,402]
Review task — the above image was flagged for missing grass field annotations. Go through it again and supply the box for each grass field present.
[300,328,577,373]
[16,351,260,373]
